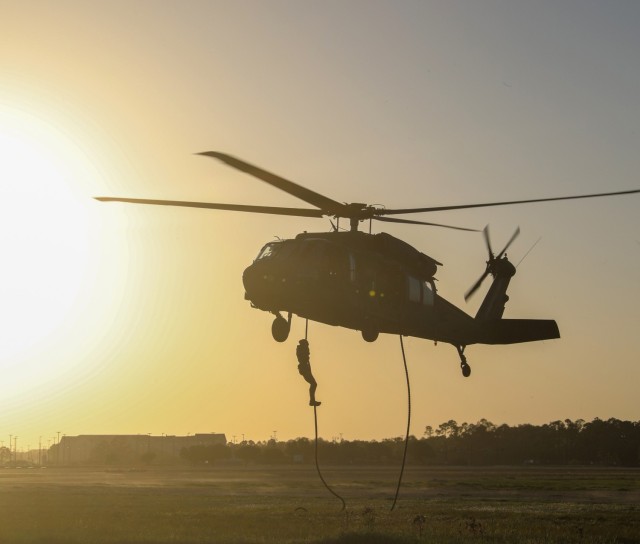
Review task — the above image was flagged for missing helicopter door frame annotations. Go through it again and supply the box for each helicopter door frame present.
[422,280,435,306]
[348,253,356,283]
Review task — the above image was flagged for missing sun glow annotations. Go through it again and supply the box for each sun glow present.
[0,107,102,394]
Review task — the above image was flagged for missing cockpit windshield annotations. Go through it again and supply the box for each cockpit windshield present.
[255,242,281,261]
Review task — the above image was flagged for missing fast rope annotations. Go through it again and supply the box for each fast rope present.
[390,335,411,511]
[303,320,346,511]
[314,405,346,511]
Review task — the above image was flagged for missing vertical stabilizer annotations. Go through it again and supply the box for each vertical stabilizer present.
[474,257,516,321]
[464,226,520,321]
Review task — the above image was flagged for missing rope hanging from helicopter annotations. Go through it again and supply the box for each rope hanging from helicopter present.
[390,335,411,511]
[301,320,411,511]
[313,406,346,511]
[299,320,346,511]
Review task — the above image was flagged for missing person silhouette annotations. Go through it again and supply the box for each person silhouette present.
[296,339,321,406]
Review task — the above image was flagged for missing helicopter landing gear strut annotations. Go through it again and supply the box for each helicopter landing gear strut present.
[456,345,471,378]
[272,312,291,342]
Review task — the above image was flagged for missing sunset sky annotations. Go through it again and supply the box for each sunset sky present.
[1,1,639,450]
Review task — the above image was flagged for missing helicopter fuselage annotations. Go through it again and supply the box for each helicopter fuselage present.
[242,230,559,348]
[95,151,640,376]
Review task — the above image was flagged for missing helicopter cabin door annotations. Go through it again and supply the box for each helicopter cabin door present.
[404,274,435,329]
[291,238,350,322]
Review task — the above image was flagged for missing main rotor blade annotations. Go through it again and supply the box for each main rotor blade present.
[199,152,347,216]
[374,216,479,232]
[378,188,640,215]
[94,197,324,218]
[465,269,490,301]
[496,226,520,259]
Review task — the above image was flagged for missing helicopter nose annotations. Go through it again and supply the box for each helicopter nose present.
[242,263,260,300]
[243,261,278,302]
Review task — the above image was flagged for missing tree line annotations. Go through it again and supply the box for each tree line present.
[181,418,640,467]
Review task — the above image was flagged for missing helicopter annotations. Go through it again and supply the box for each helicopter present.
[96,152,640,377]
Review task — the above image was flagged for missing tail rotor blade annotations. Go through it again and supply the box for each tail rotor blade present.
[466,226,520,301]
[483,225,494,258]
[465,269,490,301]
[496,226,520,259]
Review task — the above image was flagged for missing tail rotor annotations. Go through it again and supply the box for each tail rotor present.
[464,225,520,301]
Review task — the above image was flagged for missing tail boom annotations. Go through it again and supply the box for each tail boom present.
[474,318,560,345]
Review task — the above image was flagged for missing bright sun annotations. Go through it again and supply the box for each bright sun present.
[0,108,98,394]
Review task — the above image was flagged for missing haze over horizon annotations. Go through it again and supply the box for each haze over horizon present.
[1,1,639,449]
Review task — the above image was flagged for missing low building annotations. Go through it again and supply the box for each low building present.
[51,433,227,465]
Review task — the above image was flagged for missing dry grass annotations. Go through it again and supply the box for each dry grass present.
[0,465,638,543]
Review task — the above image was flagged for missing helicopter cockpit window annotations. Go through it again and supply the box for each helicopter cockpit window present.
[255,242,281,261]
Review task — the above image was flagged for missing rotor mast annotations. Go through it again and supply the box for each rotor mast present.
[344,203,373,232]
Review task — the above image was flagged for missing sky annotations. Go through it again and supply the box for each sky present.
[1,1,639,450]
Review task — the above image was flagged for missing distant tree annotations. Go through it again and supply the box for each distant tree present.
[180,417,640,468]
[180,444,230,465]
[235,443,262,465]
[436,420,460,439]
[262,443,286,464]
[284,438,313,462]
[408,437,435,464]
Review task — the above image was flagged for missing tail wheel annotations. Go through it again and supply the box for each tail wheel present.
[456,345,471,377]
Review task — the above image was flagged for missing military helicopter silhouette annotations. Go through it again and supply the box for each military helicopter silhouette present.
[97,152,640,377]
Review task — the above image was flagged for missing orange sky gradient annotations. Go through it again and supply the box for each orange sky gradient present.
[1,1,639,450]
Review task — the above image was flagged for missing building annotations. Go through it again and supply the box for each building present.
[51,433,227,465]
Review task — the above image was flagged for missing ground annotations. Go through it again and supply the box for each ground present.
[0,465,638,543]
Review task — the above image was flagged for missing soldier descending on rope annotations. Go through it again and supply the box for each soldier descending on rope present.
[296,339,321,406]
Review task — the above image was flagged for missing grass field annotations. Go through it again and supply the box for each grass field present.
[0,465,638,543]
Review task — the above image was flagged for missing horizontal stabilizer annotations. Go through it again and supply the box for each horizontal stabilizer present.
[477,319,560,345]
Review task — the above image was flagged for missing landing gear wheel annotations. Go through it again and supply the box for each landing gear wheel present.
[361,328,379,342]
[271,316,290,342]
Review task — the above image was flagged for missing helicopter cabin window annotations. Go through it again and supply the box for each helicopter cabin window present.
[408,276,421,303]
[422,281,434,306]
